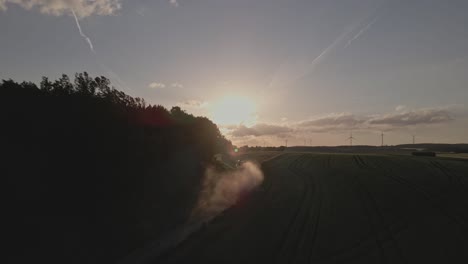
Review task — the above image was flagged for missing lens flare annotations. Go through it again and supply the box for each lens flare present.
[209,96,257,126]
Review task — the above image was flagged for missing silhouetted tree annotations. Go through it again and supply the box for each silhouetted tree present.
[52,74,74,95]
[1,72,233,264]
[40,76,53,92]
[74,72,96,95]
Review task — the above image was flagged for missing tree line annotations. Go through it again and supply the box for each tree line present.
[1,72,233,263]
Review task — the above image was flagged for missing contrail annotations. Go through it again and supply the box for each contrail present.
[70,9,132,96]
[100,64,135,93]
[306,25,355,70]
[266,1,386,90]
[71,11,130,93]
[345,16,378,49]
[267,25,355,89]
[71,9,95,53]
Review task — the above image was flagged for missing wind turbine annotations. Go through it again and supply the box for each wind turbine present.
[347,132,356,146]
[381,131,384,147]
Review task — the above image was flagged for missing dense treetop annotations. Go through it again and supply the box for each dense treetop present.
[1,72,233,158]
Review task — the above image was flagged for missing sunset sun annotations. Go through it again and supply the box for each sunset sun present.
[210,96,257,126]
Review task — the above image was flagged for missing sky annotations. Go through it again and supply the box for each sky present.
[1,0,468,146]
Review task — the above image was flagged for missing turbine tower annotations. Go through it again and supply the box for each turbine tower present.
[413,135,416,145]
[347,132,356,146]
[381,131,384,147]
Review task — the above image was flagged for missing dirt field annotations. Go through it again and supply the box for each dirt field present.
[156,153,468,264]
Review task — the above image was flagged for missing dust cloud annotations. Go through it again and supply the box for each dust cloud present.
[191,161,264,222]
[120,161,264,262]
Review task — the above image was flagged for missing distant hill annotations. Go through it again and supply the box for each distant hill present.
[243,144,468,154]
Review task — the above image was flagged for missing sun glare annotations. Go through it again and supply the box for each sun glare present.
[210,96,257,126]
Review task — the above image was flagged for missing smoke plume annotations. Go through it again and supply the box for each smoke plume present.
[191,161,264,222]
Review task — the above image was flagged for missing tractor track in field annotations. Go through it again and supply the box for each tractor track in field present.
[371,156,468,233]
[427,159,468,221]
[315,154,412,264]
[429,160,468,194]
[285,154,408,263]
[300,157,323,263]
[351,155,407,264]
[284,154,404,263]
[289,155,315,263]
[148,153,468,264]
[290,154,400,263]
[273,154,323,263]
[321,155,333,169]
[353,155,369,169]
[314,223,409,264]
[255,163,277,206]
[430,160,454,183]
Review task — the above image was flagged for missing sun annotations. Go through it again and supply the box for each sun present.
[209,96,257,126]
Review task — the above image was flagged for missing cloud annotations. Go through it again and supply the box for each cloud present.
[169,0,179,7]
[148,82,183,89]
[395,105,407,112]
[148,82,166,89]
[368,108,453,127]
[0,0,122,18]
[178,99,207,108]
[298,113,365,132]
[229,123,292,137]
[226,107,457,141]
[171,82,184,88]
[297,108,454,133]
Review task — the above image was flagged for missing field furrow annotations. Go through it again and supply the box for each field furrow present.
[153,153,468,264]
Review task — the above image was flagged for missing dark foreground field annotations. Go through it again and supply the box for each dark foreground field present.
[156,153,468,264]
